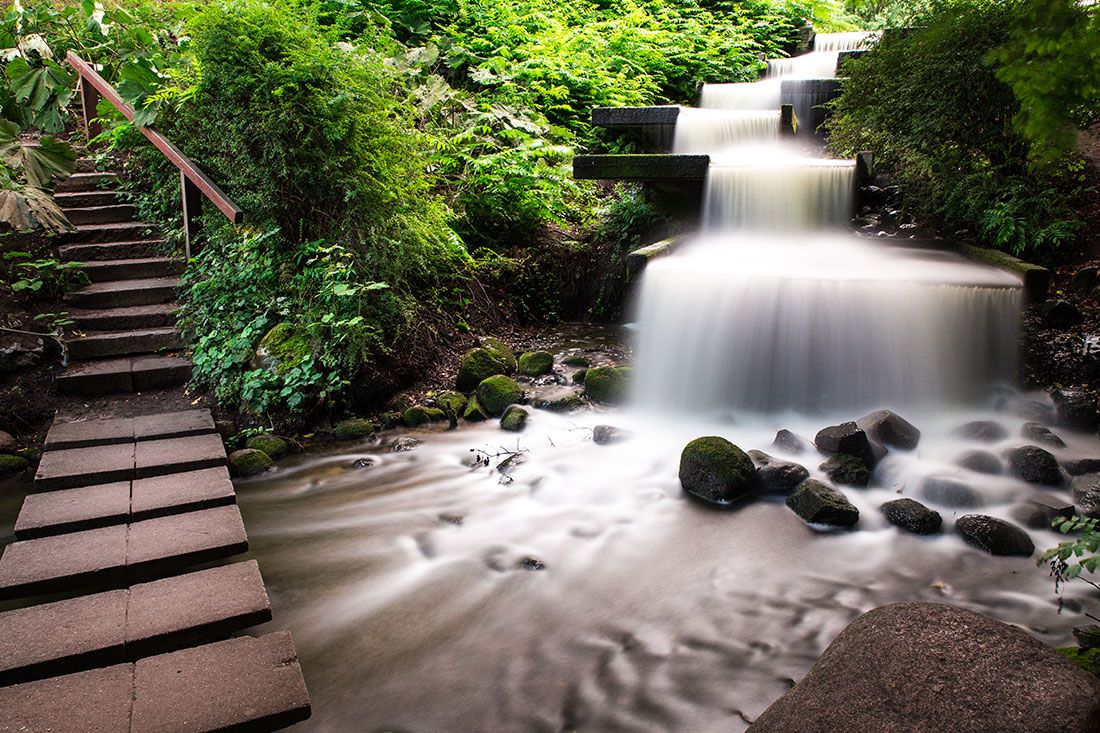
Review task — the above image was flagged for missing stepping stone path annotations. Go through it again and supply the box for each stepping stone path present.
[0,160,311,731]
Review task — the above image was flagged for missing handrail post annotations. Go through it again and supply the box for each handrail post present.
[79,76,101,140]
[181,172,202,259]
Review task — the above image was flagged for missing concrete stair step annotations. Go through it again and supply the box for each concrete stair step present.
[56,171,118,193]
[71,302,177,331]
[0,560,269,685]
[0,505,247,599]
[44,409,214,451]
[55,190,120,209]
[80,256,184,282]
[57,354,192,396]
[66,327,182,361]
[66,277,179,309]
[0,632,311,731]
[60,239,167,262]
[56,221,154,244]
[63,204,139,226]
[34,433,225,491]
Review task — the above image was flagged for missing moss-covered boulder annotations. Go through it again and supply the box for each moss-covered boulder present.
[1057,647,1100,678]
[500,405,529,432]
[820,454,870,487]
[245,434,291,460]
[584,366,633,405]
[562,354,590,368]
[532,393,587,413]
[786,480,859,527]
[572,368,587,385]
[480,337,516,369]
[437,391,467,417]
[517,350,554,377]
[0,453,29,478]
[228,448,273,477]
[679,436,755,506]
[254,321,312,375]
[880,498,942,535]
[380,411,403,430]
[476,375,523,416]
[457,347,514,392]
[403,406,446,427]
[462,395,490,422]
[334,418,376,440]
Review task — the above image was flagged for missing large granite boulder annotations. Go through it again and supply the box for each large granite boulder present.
[1004,445,1063,486]
[856,409,920,450]
[814,421,883,468]
[748,602,1100,733]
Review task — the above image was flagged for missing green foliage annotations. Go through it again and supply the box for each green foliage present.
[828,0,1085,257]
[1,250,87,298]
[1043,515,1100,587]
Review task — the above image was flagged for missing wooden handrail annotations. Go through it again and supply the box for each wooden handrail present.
[66,52,243,256]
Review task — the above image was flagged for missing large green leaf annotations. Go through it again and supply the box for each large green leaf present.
[0,179,73,233]
[5,57,74,132]
[0,120,77,190]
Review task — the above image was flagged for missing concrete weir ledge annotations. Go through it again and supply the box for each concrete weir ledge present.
[0,408,312,732]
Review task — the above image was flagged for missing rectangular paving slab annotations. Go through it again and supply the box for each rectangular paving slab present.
[45,409,215,451]
[131,466,236,521]
[130,631,311,733]
[0,663,134,733]
[0,506,247,600]
[0,561,271,684]
[14,481,131,540]
[35,442,135,490]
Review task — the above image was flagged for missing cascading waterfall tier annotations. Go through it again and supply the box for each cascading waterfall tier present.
[672,108,780,154]
[631,236,1022,415]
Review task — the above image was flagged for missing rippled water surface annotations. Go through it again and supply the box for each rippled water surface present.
[237,325,1095,733]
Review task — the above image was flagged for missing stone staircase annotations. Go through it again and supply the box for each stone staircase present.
[55,160,191,396]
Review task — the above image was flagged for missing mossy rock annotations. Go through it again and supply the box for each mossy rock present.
[583,366,633,404]
[820,453,870,487]
[437,391,467,417]
[254,321,312,375]
[457,347,514,392]
[480,337,517,370]
[403,406,446,427]
[786,480,859,527]
[334,418,377,440]
[228,448,273,478]
[500,405,529,432]
[1057,646,1100,677]
[380,411,403,430]
[0,453,29,478]
[562,354,590,368]
[517,350,554,377]
[245,434,291,460]
[476,375,523,416]
[678,436,755,506]
[572,368,588,385]
[463,395,490,422]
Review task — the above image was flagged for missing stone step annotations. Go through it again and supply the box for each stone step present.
[45,409,214,451]
[80,256,184,282]
[55,190,120,209]
[35,433,226,490]
[55,171,118,193]
[63,204,138,226]
[60,239,166,262]
[57,220,155,244]
[0,560,270,685]
[0,505,248,600]
[15,467,236,540]
[0,632,311,731]
[67,327,182,361]
[71,302,177,331]
[66,277,179,309]
[57,354,192,396]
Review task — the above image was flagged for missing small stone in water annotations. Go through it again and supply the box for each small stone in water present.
[880,498,942,535]
[955,514,1034,557]
[772,429,810,454]
[1021,422,1066,448]
[1064,457,1100,476]
[439,513,464,526]
[1010,493,1075,529]
[786,480,859,528]
[390,436,422,452]
[518,556,546,571]
[593,425,631,445]
[952,420,1008,443]
[919,476,984,509]
[955,450,1003,475]
[352,458,374,469]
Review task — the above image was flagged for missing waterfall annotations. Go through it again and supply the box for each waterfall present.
[672,108,780,153]
[813,31,875,52]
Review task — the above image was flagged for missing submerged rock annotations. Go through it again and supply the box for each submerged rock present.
[1011,493,1075,529]
[679,436,755,506]
[517,350,554,377]
[955,514,1034,556]
[532,393,586,413]
[1052,388,1100,431]
[1004,445,1063,486]
[820,454,870,488]
[1071,474,1100,518]
[1065,457,1100,476]
[880,498,942,535]
[814,422,882,468]
[994,394,1054,423]
[953,420,1008,443]
[583,366,633,405]
[245,434,291,460]
[500,405,528,432]
[1022,421,1066,448]
[856,409,920,450]
[747,602,1100,733]
[748,450,809,495]
[772,429,811,454]
[476,375,523,416]
[390,436,421,452]
[786,480,859,528]
[956,450,1003,475]
[592,425,631,445]
[227,448,272,478]
[333,418,376,441]
[920,476,984,509]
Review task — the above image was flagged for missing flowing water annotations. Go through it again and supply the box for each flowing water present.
[231,28,1097,733]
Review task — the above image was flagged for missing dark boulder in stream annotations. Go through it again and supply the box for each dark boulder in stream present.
[227,448,273,477]
[919,476,983,509]
[772,429,811,454]
[955,514,1034,556]
[678,436,755,506]
[856,409,920,450]
[1071,473,1100,518]
[786,480,859,528]
[1051,388,1099,431]
[814,422,882,468]
[820,454,870,488]
[953,420,1008,442]
[1004,445,1063,486]
[476,375,523,416]
[592,425,631,445]
[880,498,941,534]
[748,450,808,495]
[955,450,1003,475]
[499,405,528,432]
[747,603,1100,733]
[1021,421,1065,448]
